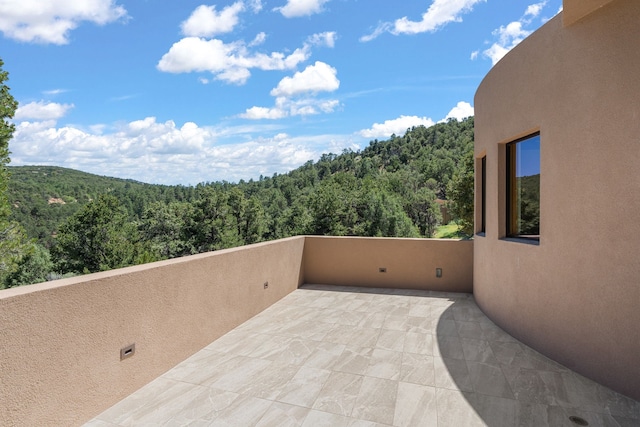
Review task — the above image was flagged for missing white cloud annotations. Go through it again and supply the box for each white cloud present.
[160,4,337,86]
[249,32,267,47]
[110,94,137,102]
[359,23,391,43]
[240,96,340,120]
[248,0,264,13]
[277,0,330,18]
[271,61,339,97]
[10,117,356,184]
[393,0,485,35]
[443,101,474,121]
[525,1,547,18]
[307,31,337,48]
[470,50,479,60]
[157,37,311,85]
[480,2,551,65]
[181,3,245,37]
[317,99,339,113]
[42,89,68,96]
[15,101,74,120]
[359,115,435,139]
[241,62,340,120]
[240,106,288,120]
[217,67,253,85]
[483,21,532,65]
[89,124,107,135]
[361,0,484,42]
[289,97,339,116]
[360,101,474,138]
[0,0,127,44]
[158,38,234,73]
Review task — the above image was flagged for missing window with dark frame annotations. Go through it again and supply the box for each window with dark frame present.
[506,133,540,241]
[480,155,486,234]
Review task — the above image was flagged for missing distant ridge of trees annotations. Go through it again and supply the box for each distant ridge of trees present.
[8,165,197,248]
[4,117,474,287]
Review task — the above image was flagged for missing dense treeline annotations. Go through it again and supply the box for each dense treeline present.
[8,166,197,248]
[3,117,474,288]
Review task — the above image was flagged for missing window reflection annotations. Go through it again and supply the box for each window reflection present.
[507,134,540,239]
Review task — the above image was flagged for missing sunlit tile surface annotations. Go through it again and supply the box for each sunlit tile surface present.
[86,285,640,427]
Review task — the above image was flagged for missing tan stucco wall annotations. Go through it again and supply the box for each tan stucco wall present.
[0,237,305,427]
[303,236,473,293]
[563,0,616,26]
[0,235,472,426]
[474,0,640,401]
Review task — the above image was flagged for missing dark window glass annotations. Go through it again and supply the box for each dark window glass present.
[480,156,486,234]
[507,134,540,240]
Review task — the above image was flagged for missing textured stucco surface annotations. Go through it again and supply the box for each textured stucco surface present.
[303,236,473,293]
[0,236,473,426]
[563,0,616,26]
[474,0,640,401]
[0,237,305,427]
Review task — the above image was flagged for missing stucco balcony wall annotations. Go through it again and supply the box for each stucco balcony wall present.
[303,236,473,293]
[0,236,472,427]
[0,236,306,427]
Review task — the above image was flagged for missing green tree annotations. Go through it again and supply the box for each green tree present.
[0,223,32,286]
[0,57,35,286]
[362,188,420,238]
[3,244,54,288]
[0,58,17,221]
[191,187,242,251]
[140,201,195,259]
[227,188,267,245]
[53,194,142,273]
[406,187,442,237]
[448,148,475,236]
[309,174,359,235]
[277,198,313,237]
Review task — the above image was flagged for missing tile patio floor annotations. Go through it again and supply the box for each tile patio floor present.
[86,285,640,427]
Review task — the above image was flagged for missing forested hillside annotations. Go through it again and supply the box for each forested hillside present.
[4,117,474,288]
[8,166,196,248]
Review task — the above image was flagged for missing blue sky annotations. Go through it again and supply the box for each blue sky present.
[2,0,561,185]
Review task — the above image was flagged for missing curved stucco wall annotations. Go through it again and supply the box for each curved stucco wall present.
[474,0,640,401]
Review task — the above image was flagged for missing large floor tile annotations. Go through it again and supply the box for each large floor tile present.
[333,346,374,375]
[86,286,639,427]
[434,356,473,392]
[393,382,437,427]
[365,348,403,380]
[435,388,484,427]
[376,329,406,352]
[208,394,273,427]
[432,335,464,360]
[312,371,364,416]
[399,353,436,386]
[404,331,434,355]
[276,366,332,408]
[466,361,515,399]
[301,410,352,427]
[255,402,310,427]
[302,341,346,370]
[351,376,398,425]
